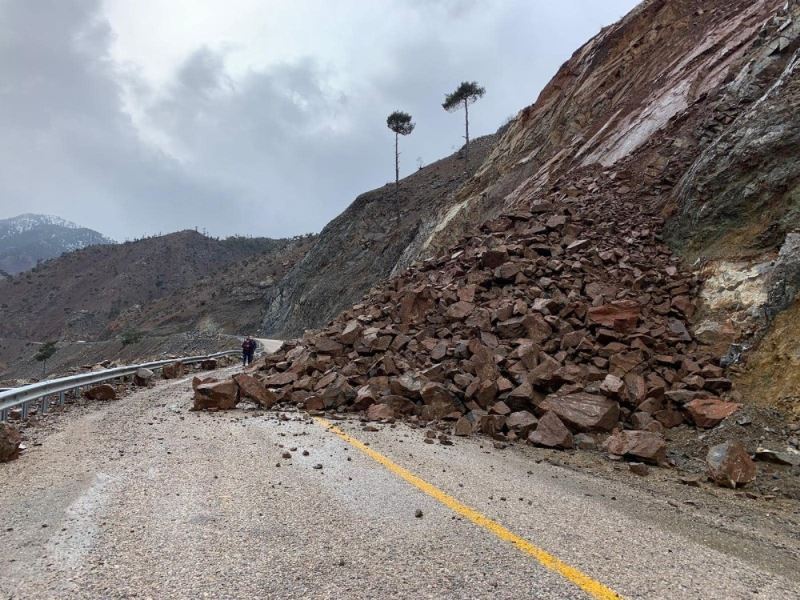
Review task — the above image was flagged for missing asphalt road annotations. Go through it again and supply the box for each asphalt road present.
[1,369,798,599]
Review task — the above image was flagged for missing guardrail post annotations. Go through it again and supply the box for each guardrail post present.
[21,400,29,420]
[58,391,65,406]
[41,396,49,415]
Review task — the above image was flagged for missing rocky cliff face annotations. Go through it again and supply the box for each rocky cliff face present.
[261,136,495,338]
[406,0,800,405]
[237,0,800,462]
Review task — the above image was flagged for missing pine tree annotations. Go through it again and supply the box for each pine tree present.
[386,111,416,194]
[442,81,486,168]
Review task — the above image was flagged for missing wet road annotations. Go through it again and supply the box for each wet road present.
[1,369,798,599]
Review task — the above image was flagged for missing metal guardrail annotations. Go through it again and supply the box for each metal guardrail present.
[0,349,240,423]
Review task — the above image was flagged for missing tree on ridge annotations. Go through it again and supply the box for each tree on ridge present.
[386,110,416,195]
[442,81,485,169]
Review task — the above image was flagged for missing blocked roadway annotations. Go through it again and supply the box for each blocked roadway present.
[1,368,797,599]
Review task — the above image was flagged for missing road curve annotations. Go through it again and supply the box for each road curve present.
[1,369,798,599]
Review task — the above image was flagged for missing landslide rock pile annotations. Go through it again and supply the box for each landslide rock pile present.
[198,176,740,463]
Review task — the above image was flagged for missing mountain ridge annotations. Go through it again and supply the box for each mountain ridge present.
[0,213,114,275]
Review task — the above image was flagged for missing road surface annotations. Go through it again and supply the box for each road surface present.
[1,368,798,599]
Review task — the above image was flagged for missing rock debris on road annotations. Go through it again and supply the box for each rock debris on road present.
[1,371,798,599]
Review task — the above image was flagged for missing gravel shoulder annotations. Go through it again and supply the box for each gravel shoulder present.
[1,369,798,599]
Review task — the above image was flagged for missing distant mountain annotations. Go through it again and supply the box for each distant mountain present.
[0,213,114,274]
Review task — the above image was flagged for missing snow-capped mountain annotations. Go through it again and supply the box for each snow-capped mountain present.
[0,213,114,275]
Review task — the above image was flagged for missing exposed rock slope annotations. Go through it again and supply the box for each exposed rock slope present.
[202,0,800,479]
[406,0,800,404]
[261,136,496,338]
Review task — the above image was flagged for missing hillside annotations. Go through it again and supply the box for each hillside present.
[0,231,293,343]
[261,135,496,337]
[403,0,800,402]
[191,0,800,499]
[0,213,113,275]
[111,234,316,337]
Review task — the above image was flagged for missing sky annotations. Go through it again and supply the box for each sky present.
[0,0,640,241]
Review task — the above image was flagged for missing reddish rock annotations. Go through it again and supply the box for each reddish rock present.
[264,370,297,387]
[420,382,458,420]
[587,301,640,333]
[84,383,116,401]
[193,380,240,411]
[304,396,325,411]
[312,336,344,354]
[162,362,185,379]
[606,430,667,465]
[420,382,454,406]
[339,320,364,345]
[481,248,508,269]
[446,301,475,320]
[320,375,355,409]
[538,393,620,432]
[454,416,474,436]
[489,400,511,416]
[479,414,506,436]
[366,403,395,421]
[200,359,218,370]
[234,374,277,409]
[505,411,538,436]
[685,397,741,428]
[381,395,417,415]
[390,373,426,398]
[528,412,573,449]
[352,385,378,411]
[654,409,685,428]
[706,441,756,488]
[1,423,22,462]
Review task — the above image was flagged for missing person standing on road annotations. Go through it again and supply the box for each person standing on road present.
[242,336,257,366]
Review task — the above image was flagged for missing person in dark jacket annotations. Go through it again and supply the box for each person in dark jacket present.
[242,336,257,366]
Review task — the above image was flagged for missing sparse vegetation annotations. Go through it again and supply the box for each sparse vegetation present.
[33,341,57,377]
[121,329,144,346]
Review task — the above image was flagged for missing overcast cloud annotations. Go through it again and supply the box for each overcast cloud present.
[0,0,639,241]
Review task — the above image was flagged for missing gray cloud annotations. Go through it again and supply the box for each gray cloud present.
[0,0,640,240]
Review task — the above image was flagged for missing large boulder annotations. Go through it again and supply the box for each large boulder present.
[505,411,538,437]
[162,362,185,380]
[319,374,355,409]
[538,393,620,432]
[133,368,155,387]
[528,412,573,449]
[233,374,277,409]
[685,397,741,428]
[419,382,459,420]
[192,380,240,411]
[366,403,395,421]
[606,430,667,465]
[706,441,756,488]
[83,384,117,401]
[0,423,21,462]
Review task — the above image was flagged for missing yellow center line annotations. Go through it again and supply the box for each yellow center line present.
[315,416,623,600]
